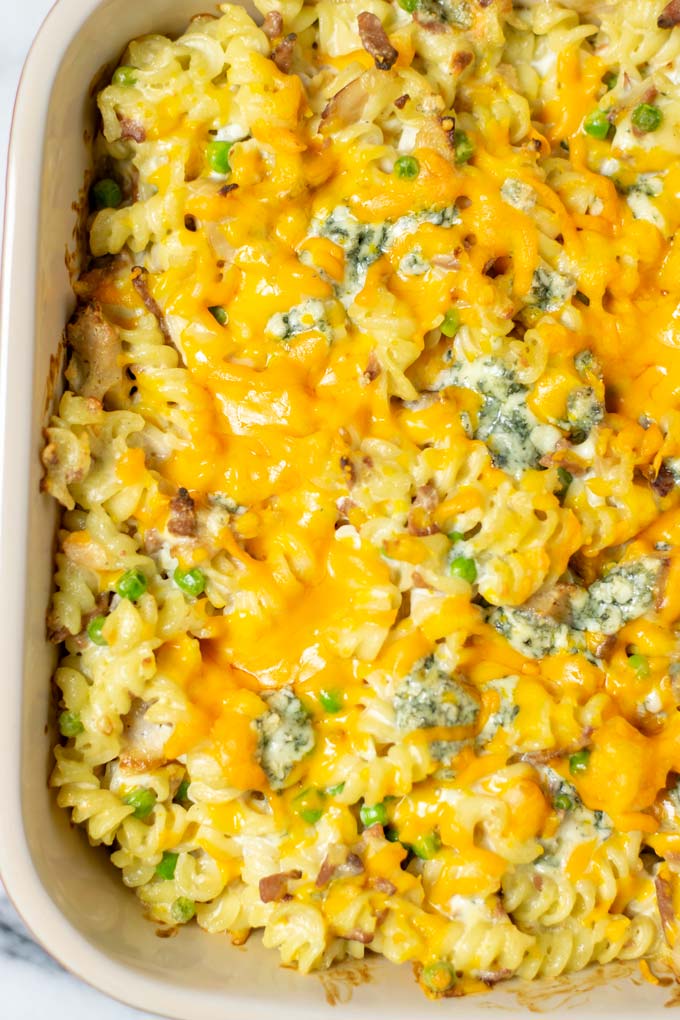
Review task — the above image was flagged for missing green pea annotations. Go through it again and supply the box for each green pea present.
[116,568,147,601]
[394,155,420,180]
[422,960,456,994]
[631,103,663,134]
[319,689,342,713]
[440,308,460,338]
[628,653,650,677]
[359,801,388,827]
[91,178,122,210]
[206,140,232,174]
[208,305,228,325]
[294,787,325,824]
[412,831,441,860]
[453,129,474,164]
[569,749,590,775]
[300,807,323,824]
[556,467,573,501]
[171,897,196,924]
[397,0,419,10]
[326,782,345,797]
[384,824,400,842]
[86,615,108,646]
[583,110,610,140]
[173,566,206,597]
[602,71,618,91]
[155,851,179,880]
[58,711,84,738]
[554,793,573,812]
[123,786,157,819]
[450,556,477,584]
[175,779,190,803]
[112,65,137,87]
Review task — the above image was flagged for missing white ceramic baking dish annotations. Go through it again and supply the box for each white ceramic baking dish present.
[0,0,676,1016]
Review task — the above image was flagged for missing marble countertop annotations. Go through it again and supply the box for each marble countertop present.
[1,3,157,1018]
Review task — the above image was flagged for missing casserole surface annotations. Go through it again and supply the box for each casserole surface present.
[3,0,680,1015]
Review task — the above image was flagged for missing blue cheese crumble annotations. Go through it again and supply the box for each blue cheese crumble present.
[266,299,332,341]
[569,558,661,635]
[393,655,479,731]
[310,203,459,303]
[255,688,315,789]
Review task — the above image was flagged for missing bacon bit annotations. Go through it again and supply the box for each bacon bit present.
[357,12,398,70]
[131,267,174,346]
[363,823,384,840]
[452,51,473,74]
[315,856,337,888]
[431,254,460,270]
[516,735,590,766]
[65,302,122,401]
[336,496,357,518]
[344,852,364,875]
[218,182,239,197]
[594,634,616,660]
[656,875,675,942]
[364,351,381,381]
[532,874,544,891]
[370,877,397,895]
[478,969,513,986]
[259,869,302,903]
[479,0,494,7]
[46,617,71,645]
[346,928,374,945]
[415,11,447,32]
[184,214,197,232]
[272,33,297,74]
[659,0,680,26]
[117,115,146,143]
[168,487,197,537]
[415,482,438,512]
[408,483,440,536]
[395,94,409,110]
[262,10,284,37]
[411,571,433,590]
[522,581,579,624]
[143,528,163,554]
[316,849,364,887]
[652,463,676,499]
[538,446,586,475]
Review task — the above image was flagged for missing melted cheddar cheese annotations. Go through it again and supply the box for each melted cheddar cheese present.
[44,0,680,999]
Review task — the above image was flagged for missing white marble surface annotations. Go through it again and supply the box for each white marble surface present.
[0,4,157,1017]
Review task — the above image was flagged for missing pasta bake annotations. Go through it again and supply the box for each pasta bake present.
[42,0,680,997]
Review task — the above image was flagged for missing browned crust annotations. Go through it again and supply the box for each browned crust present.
[131,266,174,346]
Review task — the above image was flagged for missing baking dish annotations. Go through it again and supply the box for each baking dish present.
[0,0,676,1016]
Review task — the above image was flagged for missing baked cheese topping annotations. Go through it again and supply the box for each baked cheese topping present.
[43,0,680,997]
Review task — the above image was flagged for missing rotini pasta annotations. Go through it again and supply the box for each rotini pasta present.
[42,0,680,1000]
